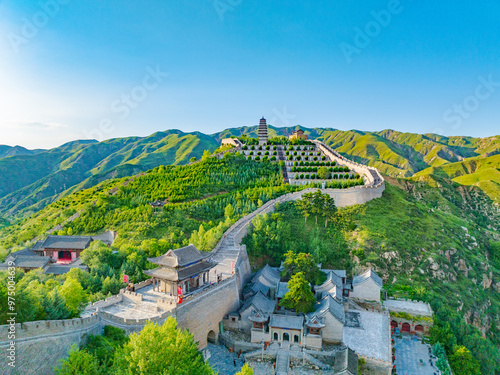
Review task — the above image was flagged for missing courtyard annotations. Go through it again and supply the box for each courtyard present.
[393,336,440,375]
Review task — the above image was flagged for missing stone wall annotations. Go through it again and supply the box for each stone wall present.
[176,276,241,348]
[0,316,101,375]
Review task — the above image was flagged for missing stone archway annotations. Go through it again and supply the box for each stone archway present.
[415,325,424,333]
[402,322,411,333]
[207,330,217,344]
[283,332,289,341]
[391,321,398,329]
[273,332,278,341]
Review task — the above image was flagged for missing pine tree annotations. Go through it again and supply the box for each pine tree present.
[279,272,316,314]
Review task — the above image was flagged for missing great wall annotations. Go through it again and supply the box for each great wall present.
[0,139,386,375]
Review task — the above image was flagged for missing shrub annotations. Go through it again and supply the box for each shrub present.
[300,174,304,179]
[305,174,309,179]
[255,156,261,161]
[270,156,276,161]
[249,151,254,155]
[242,145,248,150]
[288,155,293,160]
[251,145,255,150]
[266,145,270,150]
[296,156,301,160]
[322,156,326,161]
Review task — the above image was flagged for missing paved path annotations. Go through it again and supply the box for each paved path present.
[394,336,440,375]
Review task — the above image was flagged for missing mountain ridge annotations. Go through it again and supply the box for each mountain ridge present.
[0,126,498,220]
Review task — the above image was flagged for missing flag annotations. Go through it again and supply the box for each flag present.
[177,296,183,304]
[123,274,129,283]
[177,286,182,296]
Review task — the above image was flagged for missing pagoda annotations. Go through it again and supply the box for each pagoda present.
[258,117,268,145]
[144,244,216,298]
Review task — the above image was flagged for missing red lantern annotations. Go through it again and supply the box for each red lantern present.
[177,296,183,304]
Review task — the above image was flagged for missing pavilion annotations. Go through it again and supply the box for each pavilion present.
[143,244,216,297]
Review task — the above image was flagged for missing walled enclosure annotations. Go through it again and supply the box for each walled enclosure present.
[0,143,385,374]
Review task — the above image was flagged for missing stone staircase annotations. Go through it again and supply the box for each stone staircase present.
[275,350,290,375]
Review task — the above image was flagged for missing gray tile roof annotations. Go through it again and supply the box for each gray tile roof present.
[91,231,116,246]
[251,265,280,288]
[12,256,51,269]
[241,290,276,315]
[269,314,304,330]
[42,235,92,250]
[147,244,207,267]
[144,260,215,281]
[332,270,347,279]
[310,294,345,324]
[251,280,271,296]
[305,314,326,329]
[276,282,289,299]
[315,270,343,294]
[353,269,383,288]
[31,240,44,251]
[347,348,358,375]
[44,258,88,275]
[11,248,37,257]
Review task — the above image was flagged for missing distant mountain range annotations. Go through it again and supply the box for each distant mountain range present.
[1,126,499,219]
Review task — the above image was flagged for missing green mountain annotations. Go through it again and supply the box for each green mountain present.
[0,131,218,219]
[0,145,45,159]
[1,126,499,221]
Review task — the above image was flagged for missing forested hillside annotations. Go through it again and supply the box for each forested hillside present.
[243,180,500,374]
[1,125,498,220]
[0,155,294,324]
[0,131,218,220]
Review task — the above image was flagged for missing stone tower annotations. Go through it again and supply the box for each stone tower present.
[258,117,268,145]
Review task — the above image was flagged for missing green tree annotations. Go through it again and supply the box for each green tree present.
[112,317,215,375]
[189,157,197,163]
[449,346,481,375]
[281,251,326,285]
[279,272,316,313]
[55,344,100,375]
[201,150,211,161]
[321,193,336,228]
[295,192,313,225]
[60,276,88,316]
[236,363,254,375]
[43,288,71,320]
[224,203,235,219]
[316,166,330,180]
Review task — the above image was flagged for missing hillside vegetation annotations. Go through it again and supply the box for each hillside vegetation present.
[0,131,218,220]
[1,126,498,219]
[243,180,500,374]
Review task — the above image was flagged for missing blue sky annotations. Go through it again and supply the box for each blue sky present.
[0,0,499,148]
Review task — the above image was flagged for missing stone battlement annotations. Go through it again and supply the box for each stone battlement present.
[0,315,100,344]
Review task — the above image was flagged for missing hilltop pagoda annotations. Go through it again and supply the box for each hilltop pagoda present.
[144,244,216,297]
[258,117,268,145]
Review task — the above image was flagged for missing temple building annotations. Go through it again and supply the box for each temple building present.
[258,117,268,145]
[289,128,307,141]
[144,244,216,297]
[32,235,93,263]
